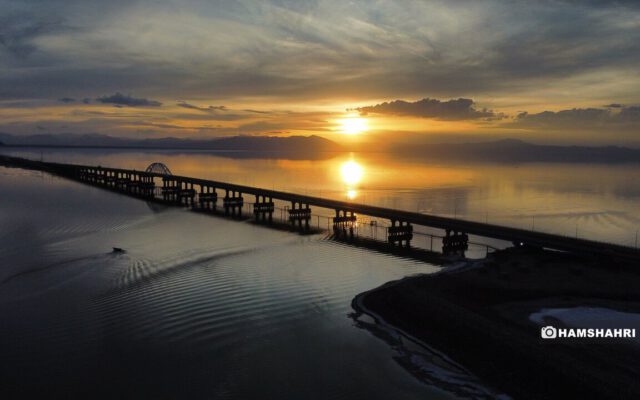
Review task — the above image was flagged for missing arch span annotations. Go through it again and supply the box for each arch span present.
[145,162,172,175]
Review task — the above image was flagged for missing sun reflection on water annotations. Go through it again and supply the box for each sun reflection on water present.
[340,159,364,200]
[341,160,363,185]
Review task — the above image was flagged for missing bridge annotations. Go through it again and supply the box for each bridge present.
[2,154,639,263]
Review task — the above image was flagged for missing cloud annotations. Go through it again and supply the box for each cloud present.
[177,101,227,112]
[243,109,273,114]
[175,102,256,121]
[0,11,67,60]
[512,106,640,131]
[1,0,639,104]
[1,0,640,145]
[618,106,640,123]
[355,98,501,121]
[96,92,162,107]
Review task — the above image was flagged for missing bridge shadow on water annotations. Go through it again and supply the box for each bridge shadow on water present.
[327,234,447,265]
[144,196,449,264]
[169,199,451,265]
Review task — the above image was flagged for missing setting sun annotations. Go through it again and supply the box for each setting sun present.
[338,116,368,135]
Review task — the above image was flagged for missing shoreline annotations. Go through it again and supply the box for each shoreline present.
[352,247,640,399]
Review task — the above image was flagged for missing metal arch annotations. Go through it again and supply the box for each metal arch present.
[145,162,173,175]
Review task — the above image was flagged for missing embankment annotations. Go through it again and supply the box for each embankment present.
[353,247,640,399]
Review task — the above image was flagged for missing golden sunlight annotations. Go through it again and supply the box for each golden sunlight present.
[338,116,368,135]
[340,160,364,185]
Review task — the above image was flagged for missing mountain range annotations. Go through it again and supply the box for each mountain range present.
[0,133,342,153]
[392,139,640,163]
[1,134,639,163]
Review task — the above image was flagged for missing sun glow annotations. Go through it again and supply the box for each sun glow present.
[338,116,368,135]
[340,160,364,185]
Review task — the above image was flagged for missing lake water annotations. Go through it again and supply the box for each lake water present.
[3,147,640,246]
[1,148,638,398]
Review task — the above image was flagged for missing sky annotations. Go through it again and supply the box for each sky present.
[1,0,640,146]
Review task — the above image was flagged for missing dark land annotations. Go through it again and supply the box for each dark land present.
[353,247,640,400]
[0,133,342,153]
[393,139,640,163]
[2,133,640,163]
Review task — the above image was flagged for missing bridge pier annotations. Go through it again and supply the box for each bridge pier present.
[442,229,469,256]
[96,168,106,185]
[77,167,85,181]
[388,220,413,248]
[115,171,131,191]
[104,170,116,187]
[139,173,155,197]
[78,167,87,182]
[223,190,244,217]
[198,185,218,210]
[92,168,100,183]
[126,172,142,194]
[178,180,196,206]
[253,194,274,223]
[97,168,105,184]
[162,177,180,203]
[288,202,311,232]
[126,172,153,197]
[83,167,92,183]
[85,167,97,183]
[333,209,357,239]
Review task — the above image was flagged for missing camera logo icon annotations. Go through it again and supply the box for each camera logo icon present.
[541,326,557,339]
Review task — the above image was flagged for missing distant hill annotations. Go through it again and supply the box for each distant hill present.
[2,134,639,163]
[393,139,640,163]
[0,133,342,153]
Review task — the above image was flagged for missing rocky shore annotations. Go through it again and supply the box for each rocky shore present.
[353,247,640,399]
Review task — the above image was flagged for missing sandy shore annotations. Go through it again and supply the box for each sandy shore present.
[352,247,640,399]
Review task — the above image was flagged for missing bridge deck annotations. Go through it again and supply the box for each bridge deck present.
[2,155,639,262]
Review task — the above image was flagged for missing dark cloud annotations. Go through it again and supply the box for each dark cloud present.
[0,12,66,60]
[618,106,640,122]
[96,92,162,107]
[175,102,296,121]
[235,121,290,133]
[0,0,637,110]
[243,109,273,114]
[58,97,75,103]
[512,106,640,130]
[177,102,227,112]
[175,102,256,121]
[555,0,640,8]
[1,0,638,104]
[515,108,608,125]
[173,112,249,122]
[355,98,500,121]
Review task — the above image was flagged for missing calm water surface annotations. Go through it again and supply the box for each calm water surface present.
[3,147,640,246]
[0,164,504,399]
[1,148,638,398]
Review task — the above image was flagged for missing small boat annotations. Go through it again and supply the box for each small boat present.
[112,247,126,253]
